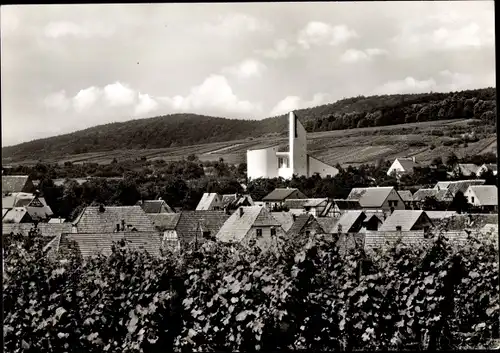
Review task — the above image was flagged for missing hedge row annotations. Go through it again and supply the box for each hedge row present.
[3,231,499,352]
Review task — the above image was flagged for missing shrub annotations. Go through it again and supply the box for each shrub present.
[3,231,498,352]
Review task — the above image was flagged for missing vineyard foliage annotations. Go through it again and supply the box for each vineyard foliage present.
[3,231,499,352]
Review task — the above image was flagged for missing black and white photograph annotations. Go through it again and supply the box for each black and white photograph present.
[1,1,498,351]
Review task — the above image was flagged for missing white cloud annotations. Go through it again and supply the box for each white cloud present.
[438,70,475,91]
[134,93,159,116]
[432,22,492,49]
[159,74,260,115]
[44,21,114,39]
[373,77,437,95]
[298,22,357,49]
[201,13,272,36]
[270,93,332,117]
[222,58,266,79]
[43,90,70,111]
[256,39,296,59]
[103,82,136,107]
[72,86,102,112]
[340,48,388,63]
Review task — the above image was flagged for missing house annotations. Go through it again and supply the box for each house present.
[387,157,419,177]
[347,187,405,213]
[220,194,254,210]
[434,180,486,197]
[397,190,414,209]
[216,206,285,252]
[425,211,457,220]
[247,111,339,180]
[2,175,36,195]
[195,193,223,211]
[476,163,498,177]
[464,185,498,212]
[412,188,454,209]
[336,210,367,233]
[379,210,434,232]
[454,164,480,177]
[175,211,230,249]
[71,205,156,233]
[148,213,181,251]
[2,223,73,247]
[2,192,54,223]
[262,188,308,211]
[51,232,164,258]
[136,198,174,214]
[270,212,296,232]
[283,198,331,217]
[286,214,325,239]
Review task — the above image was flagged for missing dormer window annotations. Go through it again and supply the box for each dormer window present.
[396,226,402,231]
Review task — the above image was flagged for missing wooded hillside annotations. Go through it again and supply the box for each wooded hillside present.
[3,87,495,162]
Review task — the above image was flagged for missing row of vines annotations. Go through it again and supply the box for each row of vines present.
[3,231,499,352]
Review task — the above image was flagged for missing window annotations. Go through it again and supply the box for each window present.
[256,229,263,237]
[305,230,311,237]
[396,226,402,231]
[270,228,276,237]
[471,196,475,203]
[393,201,398,207]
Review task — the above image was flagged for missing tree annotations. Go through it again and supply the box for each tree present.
[186,154,198,162]
[422,196,441,211]
[449,191,471,214]
[445,153,459,169]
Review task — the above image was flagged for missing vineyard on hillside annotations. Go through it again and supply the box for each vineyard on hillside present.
[3,230,499,352]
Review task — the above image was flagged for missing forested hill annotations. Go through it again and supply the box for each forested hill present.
[3,87,496,162]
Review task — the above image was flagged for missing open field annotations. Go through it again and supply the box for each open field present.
[4,119,496,167]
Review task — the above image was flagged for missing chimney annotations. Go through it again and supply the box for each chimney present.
[99,204,105,213]
[116,224,120,232]
[121,219,125,231]
[239,207,244,217]
[412,156,416,163]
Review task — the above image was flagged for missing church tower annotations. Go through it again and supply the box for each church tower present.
[289,111,308,177]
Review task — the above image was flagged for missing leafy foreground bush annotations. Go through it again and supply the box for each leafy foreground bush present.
[3,232,499,352]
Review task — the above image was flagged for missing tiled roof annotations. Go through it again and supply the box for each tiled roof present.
[2,175,32,194]
[468,185,498,206]
[337,210,366,233]
[220,194,254,208]
[58,232,163,258]
[195,193,220,210]
[270,212,295,232]
[412,189,438,201]
[397,190,413,202]
[425,211,457,219]
[176,211,230,246]
[316,217,338,233]
[2,223,72,237]
[457,164,480,176]
[72,206,156,233]
[137,199,174,213]
[2,209,8,218]
[485,164,498,172]
[347,187,395,207]
[148,213,181,231]
[2,195,17,209]
[285,198,328,209]
[287,214,315,236]
[216,206,279,243]
[379,210,433,232]
[221,194,237,207]
[363,230,428,250]
[262,188,304,201]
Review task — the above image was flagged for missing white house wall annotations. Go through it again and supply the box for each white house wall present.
[387,160,404,176]
[247,146,279,180]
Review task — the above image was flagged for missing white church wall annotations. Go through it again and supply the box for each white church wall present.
[308,156,339,178]
[247,146,279,180]
[289,112,308,177]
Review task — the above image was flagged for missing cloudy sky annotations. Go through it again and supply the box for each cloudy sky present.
[1,2,495,146]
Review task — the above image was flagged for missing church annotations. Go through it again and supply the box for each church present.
[246,111,339,180]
